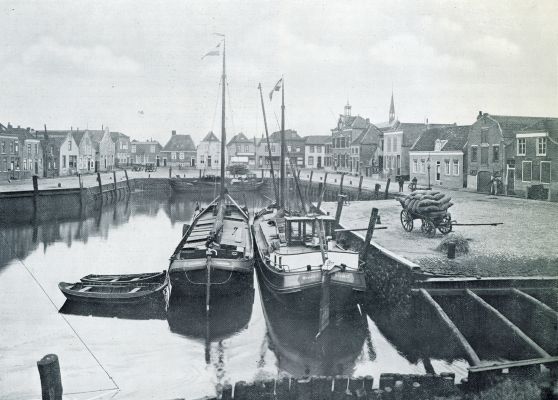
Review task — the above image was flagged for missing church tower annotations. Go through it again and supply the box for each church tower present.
[389,92,396,124]
[344,101,352,117]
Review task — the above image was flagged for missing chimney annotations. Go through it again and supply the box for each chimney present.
[477,111,483,120]
[172,130,176,136]
[7,123,12,129]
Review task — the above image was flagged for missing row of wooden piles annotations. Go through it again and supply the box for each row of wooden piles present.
[202,373,458,400]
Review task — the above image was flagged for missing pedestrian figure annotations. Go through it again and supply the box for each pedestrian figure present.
[397,176,404,192]
[411,176,417,191]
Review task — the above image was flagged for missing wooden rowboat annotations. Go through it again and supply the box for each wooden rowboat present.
[80,271,166,284]
[58,276,168,304]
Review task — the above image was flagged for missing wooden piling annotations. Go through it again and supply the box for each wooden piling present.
[37,354,63,400]
[360,207,378,258]
[124,169,130,192]
[169,167,172,178]
[356,175,363,200]
[374,183,380,199]
[97,172,103,204]
[317,173,328,211]
[384,178,391,199]
[308,170,314,202]
[418,289,481,366]
[32,174,39,211]
[113,170,117,194]
[339,173,345,194]
[465,289,550,358]
[334,194,346,227]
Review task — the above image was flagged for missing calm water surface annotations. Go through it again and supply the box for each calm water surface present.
[0,191,470,399]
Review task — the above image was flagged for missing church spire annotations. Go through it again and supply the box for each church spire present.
[389,91,395,124]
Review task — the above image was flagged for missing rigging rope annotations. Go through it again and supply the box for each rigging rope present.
[211,78,222,133]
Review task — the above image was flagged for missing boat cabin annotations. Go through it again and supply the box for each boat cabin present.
[283,215,336,247]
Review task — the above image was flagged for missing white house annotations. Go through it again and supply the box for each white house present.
[197,131,225,172]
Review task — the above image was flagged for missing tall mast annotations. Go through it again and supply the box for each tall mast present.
[258,83,279,204]
[220,38,226,199]
[280,77,285,209]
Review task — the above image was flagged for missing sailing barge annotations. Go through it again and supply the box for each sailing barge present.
[253,78,366,324]
[168,37,254,300]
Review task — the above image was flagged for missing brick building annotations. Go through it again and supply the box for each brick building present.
[331,102,370,173]
[227,132,256,167]
[256,129,304,170]
[131,139,162,166]
[350,124,383,176]
[304,135,331,169]
[0,123,43,180]
[161,130,196,168]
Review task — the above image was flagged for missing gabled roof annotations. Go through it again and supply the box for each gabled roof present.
[350,116,369,129]
[110,132,129,143]
[202,131,220,142]
[384,121,454,147]
[517,118,558,137]
[227,132,252,146]
[269,129,301,141]
[163,134,196,152]
[352,124,382,146]
[480,114,558,138]
[304,135,331,145]
[410,125,469,152]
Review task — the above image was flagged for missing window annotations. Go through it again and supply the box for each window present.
[179,152,184,160]
[517,138,526,156]
[387,137,391,152]
[420,159,425,173]
[23,159,27,171]
[271,145,276,153]
[245,145,249,152]
[1,141,4,153]
[493,145,499,162]
[27,144,31,155]
[412,159,418,173]
[10,142,14,153]
[537,138,547,156]
[522,161,532,182]
[435,161,441,181]
[481,128,488,144]
[296,147,301,152]
[171,152,176,160]
[131,145,136,153]
[150,145,155,153]
[308,156,314,166]
[35,144,38,154]
[541,161,551,183]
[471,146,478,162]
[453,160,459,176]
[481,147,488,165]
[236,145,241,152]
[15,141,19,153]
[445,160,450,175]
[310,145,315,153]
[317,145,322,153]
[62,155,67,168]
[68,140,72,151]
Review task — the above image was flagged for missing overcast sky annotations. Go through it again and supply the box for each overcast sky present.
[1,0,557,144]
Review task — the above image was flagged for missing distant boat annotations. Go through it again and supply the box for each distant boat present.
[58,278,168,304]
[80,271,166,284]
[168,37,255,305]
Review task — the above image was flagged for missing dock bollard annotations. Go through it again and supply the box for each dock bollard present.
[447,242,456,259]
[37,354,63,400]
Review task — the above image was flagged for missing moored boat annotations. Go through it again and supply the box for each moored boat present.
[80,271,166,284]
[252,78,366,334]
[168,36,254,302]
[58,276,168,305]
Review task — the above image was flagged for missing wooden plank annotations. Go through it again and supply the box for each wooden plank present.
[512,288,558,319]
[468,356,558,373]
[465,289,550,358]
[419,289,481,366]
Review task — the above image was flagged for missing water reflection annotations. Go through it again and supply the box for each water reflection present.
[60,298,167,320]
[258,271,368,377]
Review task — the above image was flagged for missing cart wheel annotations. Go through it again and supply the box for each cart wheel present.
[438,215,453,234]
[400,210,414,232]
[421,219,436,237]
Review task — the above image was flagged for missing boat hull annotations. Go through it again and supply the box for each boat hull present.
[169,265,254,297]
[58,279,168,305]
[80,271,166,284]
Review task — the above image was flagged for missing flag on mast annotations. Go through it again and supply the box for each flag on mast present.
[269,78,283,101]
[201,42,221,59]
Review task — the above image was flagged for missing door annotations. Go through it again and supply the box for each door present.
[34,161,38,175]
[507,168,515,194]
[163,158,167,167]
[435,161,441,181]
[207,156,212,168]
[156,157,160,167]
[397,155,401,175]
[317,156,322,169]
[477,171,492,193]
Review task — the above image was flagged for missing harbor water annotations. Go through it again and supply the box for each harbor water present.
[1,191,471,399]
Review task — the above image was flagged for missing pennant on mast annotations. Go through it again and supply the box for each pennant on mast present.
[201,42,222,59]
[269,78,283,101]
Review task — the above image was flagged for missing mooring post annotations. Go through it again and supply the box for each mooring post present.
[112,170,117,194]
[169,167,172,178]
[374,183,381,199]
[360,207,379,257]
[356,175,364,201]
[339,173,345,194]
[384,178,391,199]
[97,172,103,204]
[199,169,202,178]
[37,354,63,400]
[124,169,130,192]
[334,194,346,228]
[32,174,39,209]
[77,173,84,208]
[307,170,314,201]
